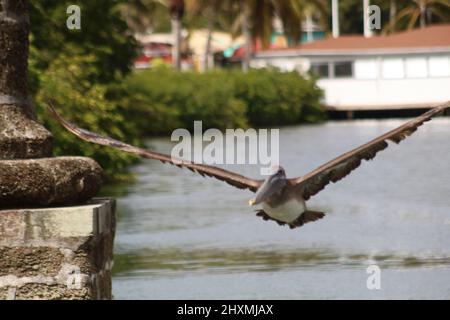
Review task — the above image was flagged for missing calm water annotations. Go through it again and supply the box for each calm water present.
[107,118,450,299]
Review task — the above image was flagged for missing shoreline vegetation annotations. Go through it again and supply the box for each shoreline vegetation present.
[126,68,326,132]
[36,67,326,182]
[29,2,325,182]
[35,66,326,182]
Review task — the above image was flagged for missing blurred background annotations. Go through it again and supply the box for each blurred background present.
[28,0,450,299]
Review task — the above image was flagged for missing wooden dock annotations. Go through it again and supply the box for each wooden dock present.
[325,102,450,119]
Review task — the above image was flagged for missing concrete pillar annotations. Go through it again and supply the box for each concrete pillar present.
[363,0,373,38]
[0,198,115,300]
[0,1,115,299]
[331,0,339,38]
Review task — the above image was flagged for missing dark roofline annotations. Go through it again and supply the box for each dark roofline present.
[255,24,450,58]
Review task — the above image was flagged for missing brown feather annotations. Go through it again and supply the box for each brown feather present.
[290,102,450,200]
[47,103,263,192]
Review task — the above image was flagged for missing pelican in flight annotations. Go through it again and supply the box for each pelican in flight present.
[48,102,449,229]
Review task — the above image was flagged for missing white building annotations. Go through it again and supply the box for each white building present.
[251,24,450,110]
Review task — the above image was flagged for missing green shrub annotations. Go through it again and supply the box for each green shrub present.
[123,67,325,133]
[231,68,326,126]
[124,68,248,134]
[29,1,140,182]
[28,2,324,182]
[32,50,141,181]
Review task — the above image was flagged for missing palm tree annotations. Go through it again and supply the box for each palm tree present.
[239,0,332,72]
[390,0,397,24]
[120,0,161,33]
[219,0,305,72]
[203,0,219,71]
[302,0,329,41]
[387,0,450,32]
[120,0,185,70]
[241,1,252,72]
[121,0,332,72]
[185,0,220,71]
[169,0,185,69]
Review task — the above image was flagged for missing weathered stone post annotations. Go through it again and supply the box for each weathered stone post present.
[0,0,116,299]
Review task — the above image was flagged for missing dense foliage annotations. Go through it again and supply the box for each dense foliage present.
[125,67,325,134]
[31,52,142,181]
[29,1,141,181]
[29,0,137,82]
[231,69,325,126]
[28,2,324,181]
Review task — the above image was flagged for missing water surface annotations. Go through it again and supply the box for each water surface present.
[108,118,450,299]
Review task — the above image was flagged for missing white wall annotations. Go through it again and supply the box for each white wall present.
[319,54,450,109]
[252,53,450,109]
[318,77,450,109]
[250,57,309,73]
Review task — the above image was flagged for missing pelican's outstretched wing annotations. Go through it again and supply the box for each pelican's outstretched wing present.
[290,102,450,200]
[48,104,263,192]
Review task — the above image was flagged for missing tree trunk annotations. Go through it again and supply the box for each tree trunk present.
[203,0,217,72]
[169,0,184,70]
[419,0,426,28]
[389,0,397,24]
[171,17,182,70]
[241,1,251,73]
[387,0,397,32]
[305,11,313,43]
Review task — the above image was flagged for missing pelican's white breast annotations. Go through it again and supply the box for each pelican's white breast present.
[262,197,306,223]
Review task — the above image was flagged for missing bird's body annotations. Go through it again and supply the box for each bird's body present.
[262,194,306,224]
[48,101,450,230]
[251,172,325,228]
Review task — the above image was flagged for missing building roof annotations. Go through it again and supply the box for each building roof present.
[256,24,450,57]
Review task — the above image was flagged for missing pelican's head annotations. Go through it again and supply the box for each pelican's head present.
[248,165,287,206]
[272,165,285,177]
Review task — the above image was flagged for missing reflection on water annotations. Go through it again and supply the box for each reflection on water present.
[113,248,450,277]
[107,118,450,299]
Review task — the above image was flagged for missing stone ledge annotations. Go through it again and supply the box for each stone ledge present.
[0,198,116,248]
[0,156,104,207]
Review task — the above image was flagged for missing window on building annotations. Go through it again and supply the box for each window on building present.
[334,61,353,78]
[354,59,377,79]
[428,56,450,77]
[310,63,329,78]
[405,57,428,78]
[382,58,405,79]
